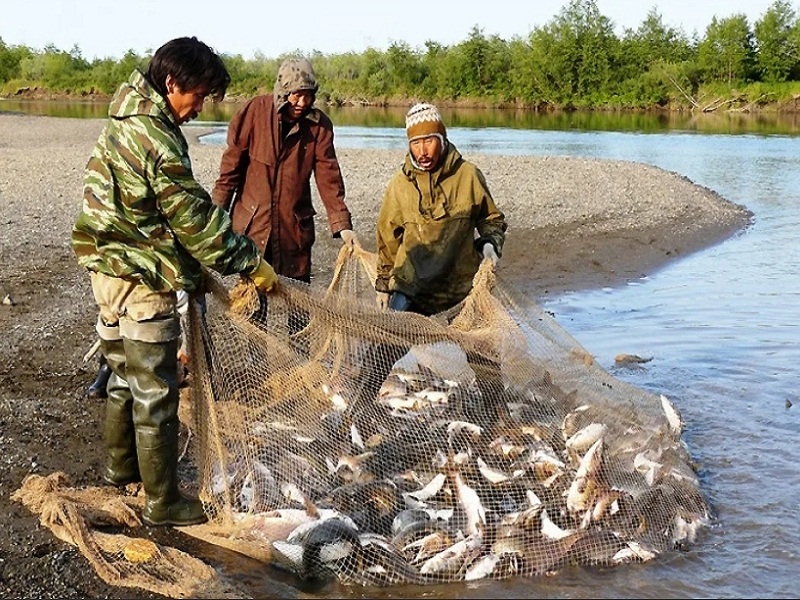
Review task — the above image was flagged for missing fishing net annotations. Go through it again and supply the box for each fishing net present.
[13,245,710,595]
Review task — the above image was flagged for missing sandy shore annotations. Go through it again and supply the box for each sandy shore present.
[0,113,753,599]
[0,113,752,299]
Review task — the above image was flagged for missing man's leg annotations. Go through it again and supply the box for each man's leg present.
[95,314,141,487]
[120,285,207,527]
[125,332,206,526]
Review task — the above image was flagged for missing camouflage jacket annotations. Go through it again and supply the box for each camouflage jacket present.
[376,143,507,315]
[72,69,260,293]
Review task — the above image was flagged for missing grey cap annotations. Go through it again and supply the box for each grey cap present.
[273,57,318,112]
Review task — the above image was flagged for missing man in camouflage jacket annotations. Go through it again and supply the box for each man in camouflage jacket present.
[72,37,278,527]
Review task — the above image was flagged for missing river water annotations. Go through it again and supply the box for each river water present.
[5,92,793,597]
[195,124,800,598]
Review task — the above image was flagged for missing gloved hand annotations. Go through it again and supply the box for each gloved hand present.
[482,243,499,267]
[249,258,279,293]
[339,229,360,248]
[376,291,390,310]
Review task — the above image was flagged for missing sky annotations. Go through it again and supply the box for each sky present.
[2,0,781,61]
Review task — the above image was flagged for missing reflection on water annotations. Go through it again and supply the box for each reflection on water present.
[3,97,800,136]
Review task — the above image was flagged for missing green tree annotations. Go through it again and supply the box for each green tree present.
[505,37,538,105]
[754,0,799,82]
[0,37,33,84]
[526,0,619,107]
[358,47,390,97]
[419,41,449,98]
[616,9,696,106]
[448,26,511,98]
[385,41,425,95]
[620,8,694,70]
[697,14,757,84]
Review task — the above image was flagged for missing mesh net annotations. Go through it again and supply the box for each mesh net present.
[14,246,711,594]
[183,246,710,584]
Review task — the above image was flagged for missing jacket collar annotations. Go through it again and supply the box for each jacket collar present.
[108,69,179,129]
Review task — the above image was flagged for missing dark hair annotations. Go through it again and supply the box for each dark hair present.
[146,36,230,101]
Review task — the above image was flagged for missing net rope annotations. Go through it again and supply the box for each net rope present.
[13,245,710,594]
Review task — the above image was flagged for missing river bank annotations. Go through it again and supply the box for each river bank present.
[0,113,751,599]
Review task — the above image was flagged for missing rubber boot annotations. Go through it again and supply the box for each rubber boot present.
[86,354,112,400]
[101,338,141,487]
[125,337,207,527]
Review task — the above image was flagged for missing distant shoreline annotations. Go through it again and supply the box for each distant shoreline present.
[2,90,798,114]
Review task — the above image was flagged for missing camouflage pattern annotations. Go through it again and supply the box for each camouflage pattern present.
[72,69,261,293]
[376,143,507,315]
[273,57,318,112]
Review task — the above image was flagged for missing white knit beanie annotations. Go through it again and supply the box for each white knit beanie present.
[406,102,447,141]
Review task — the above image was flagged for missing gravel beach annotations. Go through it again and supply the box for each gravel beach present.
[0,113,752,599]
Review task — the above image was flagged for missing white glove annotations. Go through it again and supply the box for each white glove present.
[339,229,360,248]
[482,243,499,266]
[376,292,390,310]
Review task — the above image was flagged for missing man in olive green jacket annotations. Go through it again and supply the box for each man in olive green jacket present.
[375,103,506,315]
[72,37,278,527]
[355,103,507,424]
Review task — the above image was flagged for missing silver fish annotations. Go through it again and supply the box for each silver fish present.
[419,533,482,576]
[453,472,487,538]
[403,472,446,508]
[660,394,684,436]
[464,552,500,580]
[566,437,604,514]
[272,517,361,580]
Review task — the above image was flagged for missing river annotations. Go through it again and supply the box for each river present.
[195,123,799,598]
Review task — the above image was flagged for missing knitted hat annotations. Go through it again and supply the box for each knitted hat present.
[406,102,447,141]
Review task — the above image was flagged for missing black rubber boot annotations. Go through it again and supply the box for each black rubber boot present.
[101,338,141,487]
[86,355,112,400]
[126,337,206,527]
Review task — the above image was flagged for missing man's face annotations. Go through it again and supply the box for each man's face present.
[165,75,209,124]
[285,90,314,121]
[409,135,443,171]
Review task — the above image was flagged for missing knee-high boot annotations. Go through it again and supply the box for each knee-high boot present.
[125,337,207,526]
[87,354,112,399]
[101,338,141,486]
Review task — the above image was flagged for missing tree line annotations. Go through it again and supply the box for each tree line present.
[2,0,800,111]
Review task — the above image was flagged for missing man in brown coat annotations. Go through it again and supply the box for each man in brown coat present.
[211,57,358,285]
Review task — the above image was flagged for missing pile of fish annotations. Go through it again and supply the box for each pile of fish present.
[204,361,711,586]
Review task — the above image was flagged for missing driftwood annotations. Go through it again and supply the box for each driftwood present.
[731,93,776,113]
[702,97,733,112]
[665,73,700,110]
[665,72,775,114]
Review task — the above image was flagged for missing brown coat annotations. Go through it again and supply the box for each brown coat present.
[211,94,352,280]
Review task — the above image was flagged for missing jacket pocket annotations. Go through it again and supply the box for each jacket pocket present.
[233,200,257,235]
[294,205,317,248]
